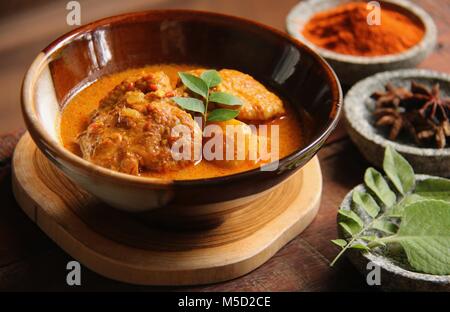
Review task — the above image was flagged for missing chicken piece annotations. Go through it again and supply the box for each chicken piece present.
[99,71,173,109]
[78,85,201,175]
[204,119,261,168]
[173,68,285,122]
[141,71,174,100]
[78,106,142,175]
[135,98,202,172]
[216,69,285,122]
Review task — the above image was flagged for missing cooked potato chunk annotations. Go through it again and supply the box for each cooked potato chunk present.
[204,119,260,168]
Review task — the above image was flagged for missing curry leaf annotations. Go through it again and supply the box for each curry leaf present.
[371,219,398,234]
[178,72,209,98]
[207,108,240,122]
[201,70,222,88]
[361,235,377,242]
[380,200,450,275]
[415,178,450,202]
[331,239,347,248]
[350,243,370,251]
[383,146,415,195]
[339,222,359,236]
[338,209,364,228]
[332,146,450,271]
[352,190,380,218]
[209,92,243,106]
[389,194,425,217]
[172,97,205,114]
[364,168,397,207]
[338,210,364,236]
[361,236,386,247]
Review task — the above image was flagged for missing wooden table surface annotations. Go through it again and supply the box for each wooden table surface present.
[0,0,449,291]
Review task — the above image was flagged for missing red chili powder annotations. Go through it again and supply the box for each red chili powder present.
[302,2,425,56]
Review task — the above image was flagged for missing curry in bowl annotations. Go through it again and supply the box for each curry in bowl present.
[61,64,310,180]
[23,10,341,211]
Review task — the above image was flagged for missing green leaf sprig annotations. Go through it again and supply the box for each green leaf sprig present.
[172,70,242,123]
[331,146,450,275]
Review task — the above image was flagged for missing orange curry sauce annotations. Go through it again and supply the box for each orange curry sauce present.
[60,64,307,180]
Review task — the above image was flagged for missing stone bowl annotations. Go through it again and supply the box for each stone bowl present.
[339,178,450,291]
[286,0,438,85]
[344,69,450,177]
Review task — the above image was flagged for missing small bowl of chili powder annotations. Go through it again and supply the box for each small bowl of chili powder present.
[286,0,437,85]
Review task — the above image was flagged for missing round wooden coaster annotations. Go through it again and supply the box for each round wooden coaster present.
[12,133,322,286]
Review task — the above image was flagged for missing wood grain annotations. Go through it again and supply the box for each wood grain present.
[11,133,322,286]
[0,128,373,291]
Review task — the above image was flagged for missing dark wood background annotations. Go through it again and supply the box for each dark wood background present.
[0,0,449,291]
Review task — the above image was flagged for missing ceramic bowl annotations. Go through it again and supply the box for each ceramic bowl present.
[21,10,342,214]
[339,178,450,291]
[286,0,437,85]
[344,69,450,177]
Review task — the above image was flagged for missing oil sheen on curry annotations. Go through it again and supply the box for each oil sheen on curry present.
[60,65,307,180]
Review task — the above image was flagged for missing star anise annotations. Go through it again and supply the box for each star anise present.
[371,83,414,108]
[374,107,419,142]
[371,81,450,148]
[417,119,450,149]
[411,82,450,122]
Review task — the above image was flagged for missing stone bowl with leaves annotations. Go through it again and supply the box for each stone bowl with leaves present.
[333,146,450,291]
[344,69,450,177]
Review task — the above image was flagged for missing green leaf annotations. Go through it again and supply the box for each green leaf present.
[339,222,359,236]
[331,239,347,248]
[350,243,370,251]
[381,200,450,275]
[338,210,363,236]
[200,70,222,88]
[178,72,209,98]
[207,108,240,122]
[209,92,243,106]
[361,236,386,247]
[416,178,450,202]
[338,210,364,228]
[389,194,425,217]
[361,235,377,242]
[371,219,398,234]
[383,146,415,195]
[172,97,205,114]
[352,190,380,218]
[364,168,397,207]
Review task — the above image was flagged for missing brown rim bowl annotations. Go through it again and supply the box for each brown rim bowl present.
[22,10,342,217]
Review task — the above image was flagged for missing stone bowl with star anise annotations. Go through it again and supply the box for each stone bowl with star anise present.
[344,69,450,177]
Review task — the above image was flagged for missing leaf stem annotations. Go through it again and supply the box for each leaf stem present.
[377,235,400,244]
[204,89,210,125]
[330,234,360,267]
[330,213,388,266]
